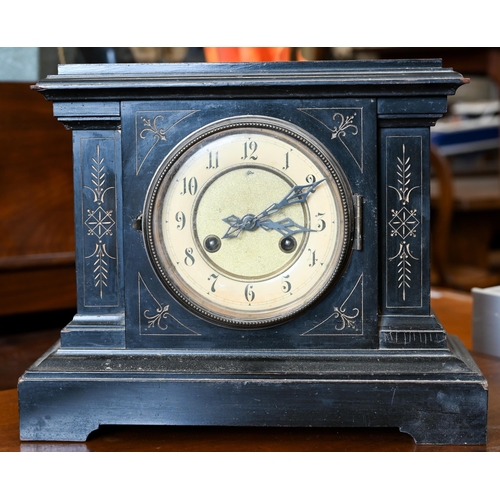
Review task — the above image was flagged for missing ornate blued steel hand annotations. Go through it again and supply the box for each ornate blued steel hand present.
[222,179,325,239]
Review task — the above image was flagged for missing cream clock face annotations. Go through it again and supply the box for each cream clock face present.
[144,117,353,328]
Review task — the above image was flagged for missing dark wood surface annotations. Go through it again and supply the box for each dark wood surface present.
[0,83,76,316]
[0,309,74,391]
[1,288,499,451]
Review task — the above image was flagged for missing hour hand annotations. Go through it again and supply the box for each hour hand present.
[257,217,313,237]
[222,215,245,239]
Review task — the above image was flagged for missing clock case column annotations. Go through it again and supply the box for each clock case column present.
[18,61,487,444]
[54,102,126,348]
[378,98,447,348]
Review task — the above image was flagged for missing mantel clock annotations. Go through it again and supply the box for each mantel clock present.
[18,60,488,444]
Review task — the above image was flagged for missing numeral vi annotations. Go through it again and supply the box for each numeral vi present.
[245,284,255,302]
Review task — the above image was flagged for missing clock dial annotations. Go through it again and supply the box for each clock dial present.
[144,116,353,328]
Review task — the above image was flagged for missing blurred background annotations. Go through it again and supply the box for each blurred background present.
[1,47,499,389]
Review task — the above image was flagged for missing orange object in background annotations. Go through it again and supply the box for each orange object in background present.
[204,47,293,62]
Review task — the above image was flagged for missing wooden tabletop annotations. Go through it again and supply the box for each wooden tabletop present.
[1,288,499,452]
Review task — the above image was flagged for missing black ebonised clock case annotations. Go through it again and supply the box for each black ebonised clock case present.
[18,60,488,444]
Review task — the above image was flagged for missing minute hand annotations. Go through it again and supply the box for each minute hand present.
[253,178,325,225]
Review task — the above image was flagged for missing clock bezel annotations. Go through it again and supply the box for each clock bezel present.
[143,115,355,329]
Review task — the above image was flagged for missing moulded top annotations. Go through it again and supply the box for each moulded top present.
[33,59,468,101]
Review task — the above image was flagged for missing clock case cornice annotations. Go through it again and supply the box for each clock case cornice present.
[34,59,466,101]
